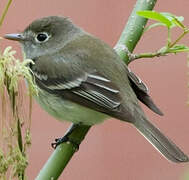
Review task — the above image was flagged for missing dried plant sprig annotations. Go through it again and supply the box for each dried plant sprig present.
[0,44,38,180]
[0,46,38,95]
[0,0,36,179]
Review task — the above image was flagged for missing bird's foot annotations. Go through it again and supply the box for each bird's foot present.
[51,123,80,150]
[51,135,79,150]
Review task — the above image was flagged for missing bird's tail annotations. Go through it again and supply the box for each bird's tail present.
[133,116,189,163]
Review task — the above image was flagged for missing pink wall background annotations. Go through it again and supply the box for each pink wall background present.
[1,0,189,179]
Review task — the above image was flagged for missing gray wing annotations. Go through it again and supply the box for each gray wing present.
[33,68,122,113]
[127,67,163,116]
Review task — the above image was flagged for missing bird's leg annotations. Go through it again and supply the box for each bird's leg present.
[51,123,80,149]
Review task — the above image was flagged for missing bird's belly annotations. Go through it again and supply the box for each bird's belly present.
[34,89,107,125]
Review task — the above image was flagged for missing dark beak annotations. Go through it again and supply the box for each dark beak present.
[4,33,25,41]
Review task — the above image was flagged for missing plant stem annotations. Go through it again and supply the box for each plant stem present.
[167,28,171,47]
[130,29,189,61]
[169,30,189,48]
[0,0,12,29]
[35,0,157,179]
[131,51,163,60]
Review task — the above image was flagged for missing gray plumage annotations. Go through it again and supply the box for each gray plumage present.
[4,16,189,163]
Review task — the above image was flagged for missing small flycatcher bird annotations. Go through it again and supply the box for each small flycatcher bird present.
[4,16,189,163]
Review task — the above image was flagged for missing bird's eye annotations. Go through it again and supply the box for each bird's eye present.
[35,32,50,43]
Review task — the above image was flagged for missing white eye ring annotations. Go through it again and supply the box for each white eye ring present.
[35,32,51,43]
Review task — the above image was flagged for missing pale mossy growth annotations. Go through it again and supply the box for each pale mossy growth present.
[0,41,38,180]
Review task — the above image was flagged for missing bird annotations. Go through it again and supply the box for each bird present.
[4,16,189,163]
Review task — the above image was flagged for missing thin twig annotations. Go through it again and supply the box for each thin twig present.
[0,0,12,28]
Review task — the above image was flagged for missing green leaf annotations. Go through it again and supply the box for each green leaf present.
[161,12,185,29]
[137,10,172,28]
[137,10,185,30]
[161,12,184,22]
[167,44,189,53]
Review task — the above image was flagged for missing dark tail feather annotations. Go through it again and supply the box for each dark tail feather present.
[137,94,163,116]
[133,117,189,163]
[127,70,163,116]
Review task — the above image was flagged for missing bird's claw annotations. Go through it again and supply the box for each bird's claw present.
[51,136,79,151]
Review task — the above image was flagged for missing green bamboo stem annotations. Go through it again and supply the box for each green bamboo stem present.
[35,125,90,180]
[35,0,157,179]
[115,0,157,64]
